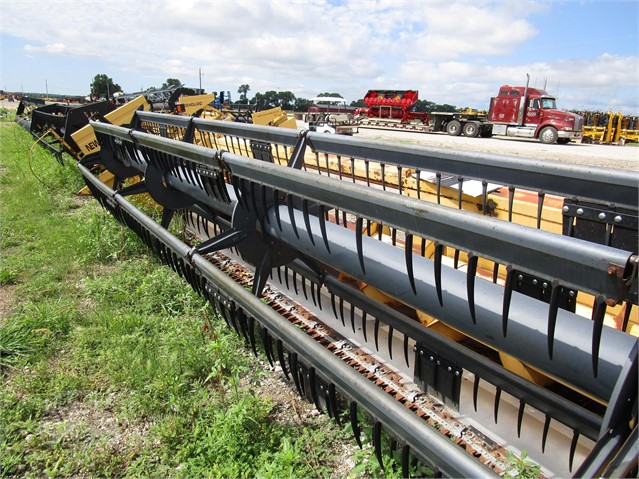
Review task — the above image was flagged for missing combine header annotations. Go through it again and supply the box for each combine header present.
[66,109,639,478]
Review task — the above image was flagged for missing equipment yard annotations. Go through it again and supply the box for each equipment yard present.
[3,91,639,479]
[356,127,638,171]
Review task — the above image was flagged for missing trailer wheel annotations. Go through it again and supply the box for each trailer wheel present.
[539,126,558,144]
[462,122,481,138]
[446,120,462,136]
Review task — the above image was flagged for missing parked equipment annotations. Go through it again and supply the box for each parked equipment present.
[303,97,359,135]
[577,110,639,144]
[358,76,584,144]
[63,110,637,477]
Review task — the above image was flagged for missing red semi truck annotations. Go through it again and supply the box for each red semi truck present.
[358,76,584,144]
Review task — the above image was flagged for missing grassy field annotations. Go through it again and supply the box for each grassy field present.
[0,119,411,478]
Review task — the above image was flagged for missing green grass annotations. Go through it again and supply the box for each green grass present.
[0,123,365,478]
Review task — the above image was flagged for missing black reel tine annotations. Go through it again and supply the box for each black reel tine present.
[405,233,417,295]
[517,401,526,438]
[287,195,299,239]
[339,296,345,326]
[542,415,551,453]
[361,311,368,342]
[350,304,356,334]
[402,444,411,478]
[473,374,480,412]
[373,421,384,470]
[260,326,274,367]
[276,338,290,380]
[494,387,502,423]
[328,383,341,426]
[547,279,561,359]
[403,333,410,368]
[502,266,515,337]
[350,401,363,449]
[247,315,258,357]
[569,431,580,473]
[310,281,317,306]
[466,253,478,324]
[301,276,308,300]
[356,217,366,274]
[434,242,444,306]
[330,292,338,319]
[536,191,545,229]
[273,189,282,230]
[318,205,330,253]
[302,199,314,245]
[292,270,299,295]
[308,367,322,412]
[289,352,302,395]
[260,185,270,225]
[591,294,607,377]
[374,317,380,351]
[387,325,394,360]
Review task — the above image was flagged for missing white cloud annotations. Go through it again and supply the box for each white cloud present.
[1,0,636,113]
[24,43,67,54]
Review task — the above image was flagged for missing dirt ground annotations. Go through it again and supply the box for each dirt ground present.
[356,126,638,171]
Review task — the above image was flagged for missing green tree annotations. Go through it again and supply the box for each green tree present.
[237,84,250,101]
[89,74,121,99]
[317,92,343,98]
[350,99,366,107]
[277,91,296,110]
[294,98,312,112]
[262,90,280,109]
[161,78,181,89]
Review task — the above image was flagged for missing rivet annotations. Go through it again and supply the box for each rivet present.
[576,208,584,216]
[569,291,575,297]
[532,279,538,285]
[455,371,460,376]
[517,275,524,281]
[447,366,452,372]
[562,206,569,213]
[543,282,548,289]
[598,212,606,220]
[436,360,441,366]
[614,215,622,224]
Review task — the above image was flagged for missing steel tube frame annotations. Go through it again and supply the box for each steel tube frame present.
[265,205,635,403]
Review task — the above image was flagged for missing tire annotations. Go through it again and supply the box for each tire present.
[539,126,558,144]
[446,120,462,136]
[557,138,571,144]
[462,122,481,138]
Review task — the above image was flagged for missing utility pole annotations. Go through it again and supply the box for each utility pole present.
[45,79,48,97]
[199,68,202,90]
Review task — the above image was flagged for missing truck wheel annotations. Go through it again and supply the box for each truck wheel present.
[462,122,481,138]
[539,126,558,144]
[446,120,462,136]
[557,138,571,144]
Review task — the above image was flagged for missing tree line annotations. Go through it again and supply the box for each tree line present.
[89,74,461,112]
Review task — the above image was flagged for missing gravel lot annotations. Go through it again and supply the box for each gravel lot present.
[357,126,638,171]
[6,97,636,171]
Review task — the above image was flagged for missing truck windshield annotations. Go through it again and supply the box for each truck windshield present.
[540,98,556,109]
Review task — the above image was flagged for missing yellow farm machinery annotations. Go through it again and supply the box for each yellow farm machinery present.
[14,104,639,477]
[576,110,639,144]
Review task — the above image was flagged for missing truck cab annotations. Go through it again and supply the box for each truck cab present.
[489,84,583,144]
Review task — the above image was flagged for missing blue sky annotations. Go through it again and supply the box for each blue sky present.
[1,0,637,113]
